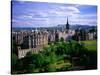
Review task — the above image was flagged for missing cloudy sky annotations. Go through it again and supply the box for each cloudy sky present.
[12,1,97,28]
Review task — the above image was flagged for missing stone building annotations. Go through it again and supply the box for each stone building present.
[72,29,97,41]
[48,30,56,42]
[88,32,97,40]
[12,30,48,58]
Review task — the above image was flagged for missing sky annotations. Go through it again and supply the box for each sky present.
[12,1,97,28]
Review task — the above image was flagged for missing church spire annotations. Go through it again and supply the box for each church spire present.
[66,17,69,30]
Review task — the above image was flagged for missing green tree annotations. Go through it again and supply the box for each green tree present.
[12,53,18,67]
[12,39,18,54]
[15,59,23,72]
[23,52,45,73]
[11,53,18,73]
[60,37,64,42]
[25,64,35,73]
[46,64,56,72]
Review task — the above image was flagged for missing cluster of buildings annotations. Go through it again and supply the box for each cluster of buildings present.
[72,28,97,41]
[12,30,49,58]
[12,18,97,59]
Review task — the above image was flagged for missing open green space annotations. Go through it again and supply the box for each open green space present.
[81,40,97,51]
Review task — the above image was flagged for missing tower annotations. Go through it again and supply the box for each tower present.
[66,17,69,30]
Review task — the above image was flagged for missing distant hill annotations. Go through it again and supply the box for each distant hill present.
[12,24,97,31]
[58,24,97,30]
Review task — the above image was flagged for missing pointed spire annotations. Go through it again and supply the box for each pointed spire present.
[66,17,69,30]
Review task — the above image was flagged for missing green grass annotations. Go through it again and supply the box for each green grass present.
[81,40,97,45]
[85,45,97,51]
[81,40,97,51]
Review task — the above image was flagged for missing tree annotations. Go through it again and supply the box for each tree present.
[49,52,57,64]
[89,28,96,33]
[12,53,24,74]
[22,52,46,73]
[60,37,64,42]
[25,64,35,73]
[15,59,23,72]
[43,50,57,72]
[11,53,18,73]
[46,64,56,72]
[12,39,18,54]
[35,53,45,68]
[12,53,18,67]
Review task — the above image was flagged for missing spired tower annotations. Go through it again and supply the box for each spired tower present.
[66,17,69,30]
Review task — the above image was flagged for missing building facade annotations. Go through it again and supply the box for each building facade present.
[12,30,48,58]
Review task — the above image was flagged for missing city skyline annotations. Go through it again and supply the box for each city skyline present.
[12,1,97,28]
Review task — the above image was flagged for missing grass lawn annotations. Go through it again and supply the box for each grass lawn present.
[81,40,97,51]
[81,40,97,45]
